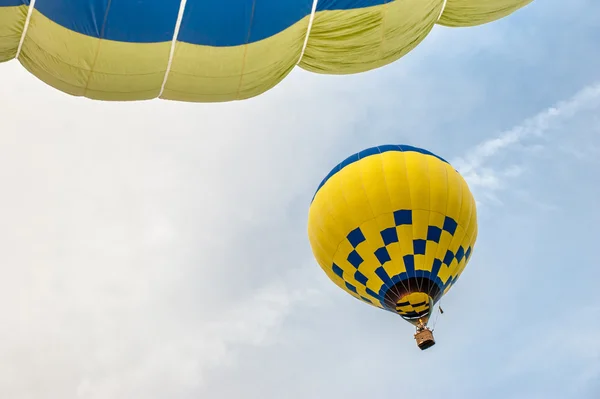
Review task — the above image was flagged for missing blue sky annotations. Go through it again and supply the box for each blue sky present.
[0,0,599,398]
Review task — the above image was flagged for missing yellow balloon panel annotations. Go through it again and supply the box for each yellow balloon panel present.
[300,0,442,74]
[308,145,477,324]
[0,5,23,62]
[438,0,534,27]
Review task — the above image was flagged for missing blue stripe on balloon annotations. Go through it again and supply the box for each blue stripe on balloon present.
[19,0,397,46]
[317,0,393,11]
[179,0,313,47]
[0,0,26,5]
[34,0,180,43]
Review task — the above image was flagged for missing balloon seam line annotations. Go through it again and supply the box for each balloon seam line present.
[16,0,37,60]
[437,0,448,22]
[159,0,188,99]
[235,0,257,99]
[297,0,319,65]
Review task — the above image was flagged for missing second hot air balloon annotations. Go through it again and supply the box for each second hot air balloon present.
[307,144,477,350]
[0,0,533,102]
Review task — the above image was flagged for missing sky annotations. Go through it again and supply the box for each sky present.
[0,0,599,398]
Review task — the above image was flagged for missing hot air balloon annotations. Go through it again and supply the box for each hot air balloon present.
[307,145,477,350]
[0,0,532,102]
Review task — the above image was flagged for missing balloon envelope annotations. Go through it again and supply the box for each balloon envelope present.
[307,145,477,326]
[0,0,532,102]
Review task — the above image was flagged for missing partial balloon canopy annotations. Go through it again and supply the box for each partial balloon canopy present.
[0,0,532,102]
[307,145,478,328]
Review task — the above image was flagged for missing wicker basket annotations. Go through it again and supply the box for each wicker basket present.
[414,329,436,350]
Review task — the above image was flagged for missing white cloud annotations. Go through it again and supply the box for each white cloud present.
[0,63,368,398]
[67,265,323,399]
[452,82,600,206]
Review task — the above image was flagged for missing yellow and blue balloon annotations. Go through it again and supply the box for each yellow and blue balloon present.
[307,145,477,336]
[0,0,532,102]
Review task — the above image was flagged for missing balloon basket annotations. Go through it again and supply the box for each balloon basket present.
[414,328,435,350]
